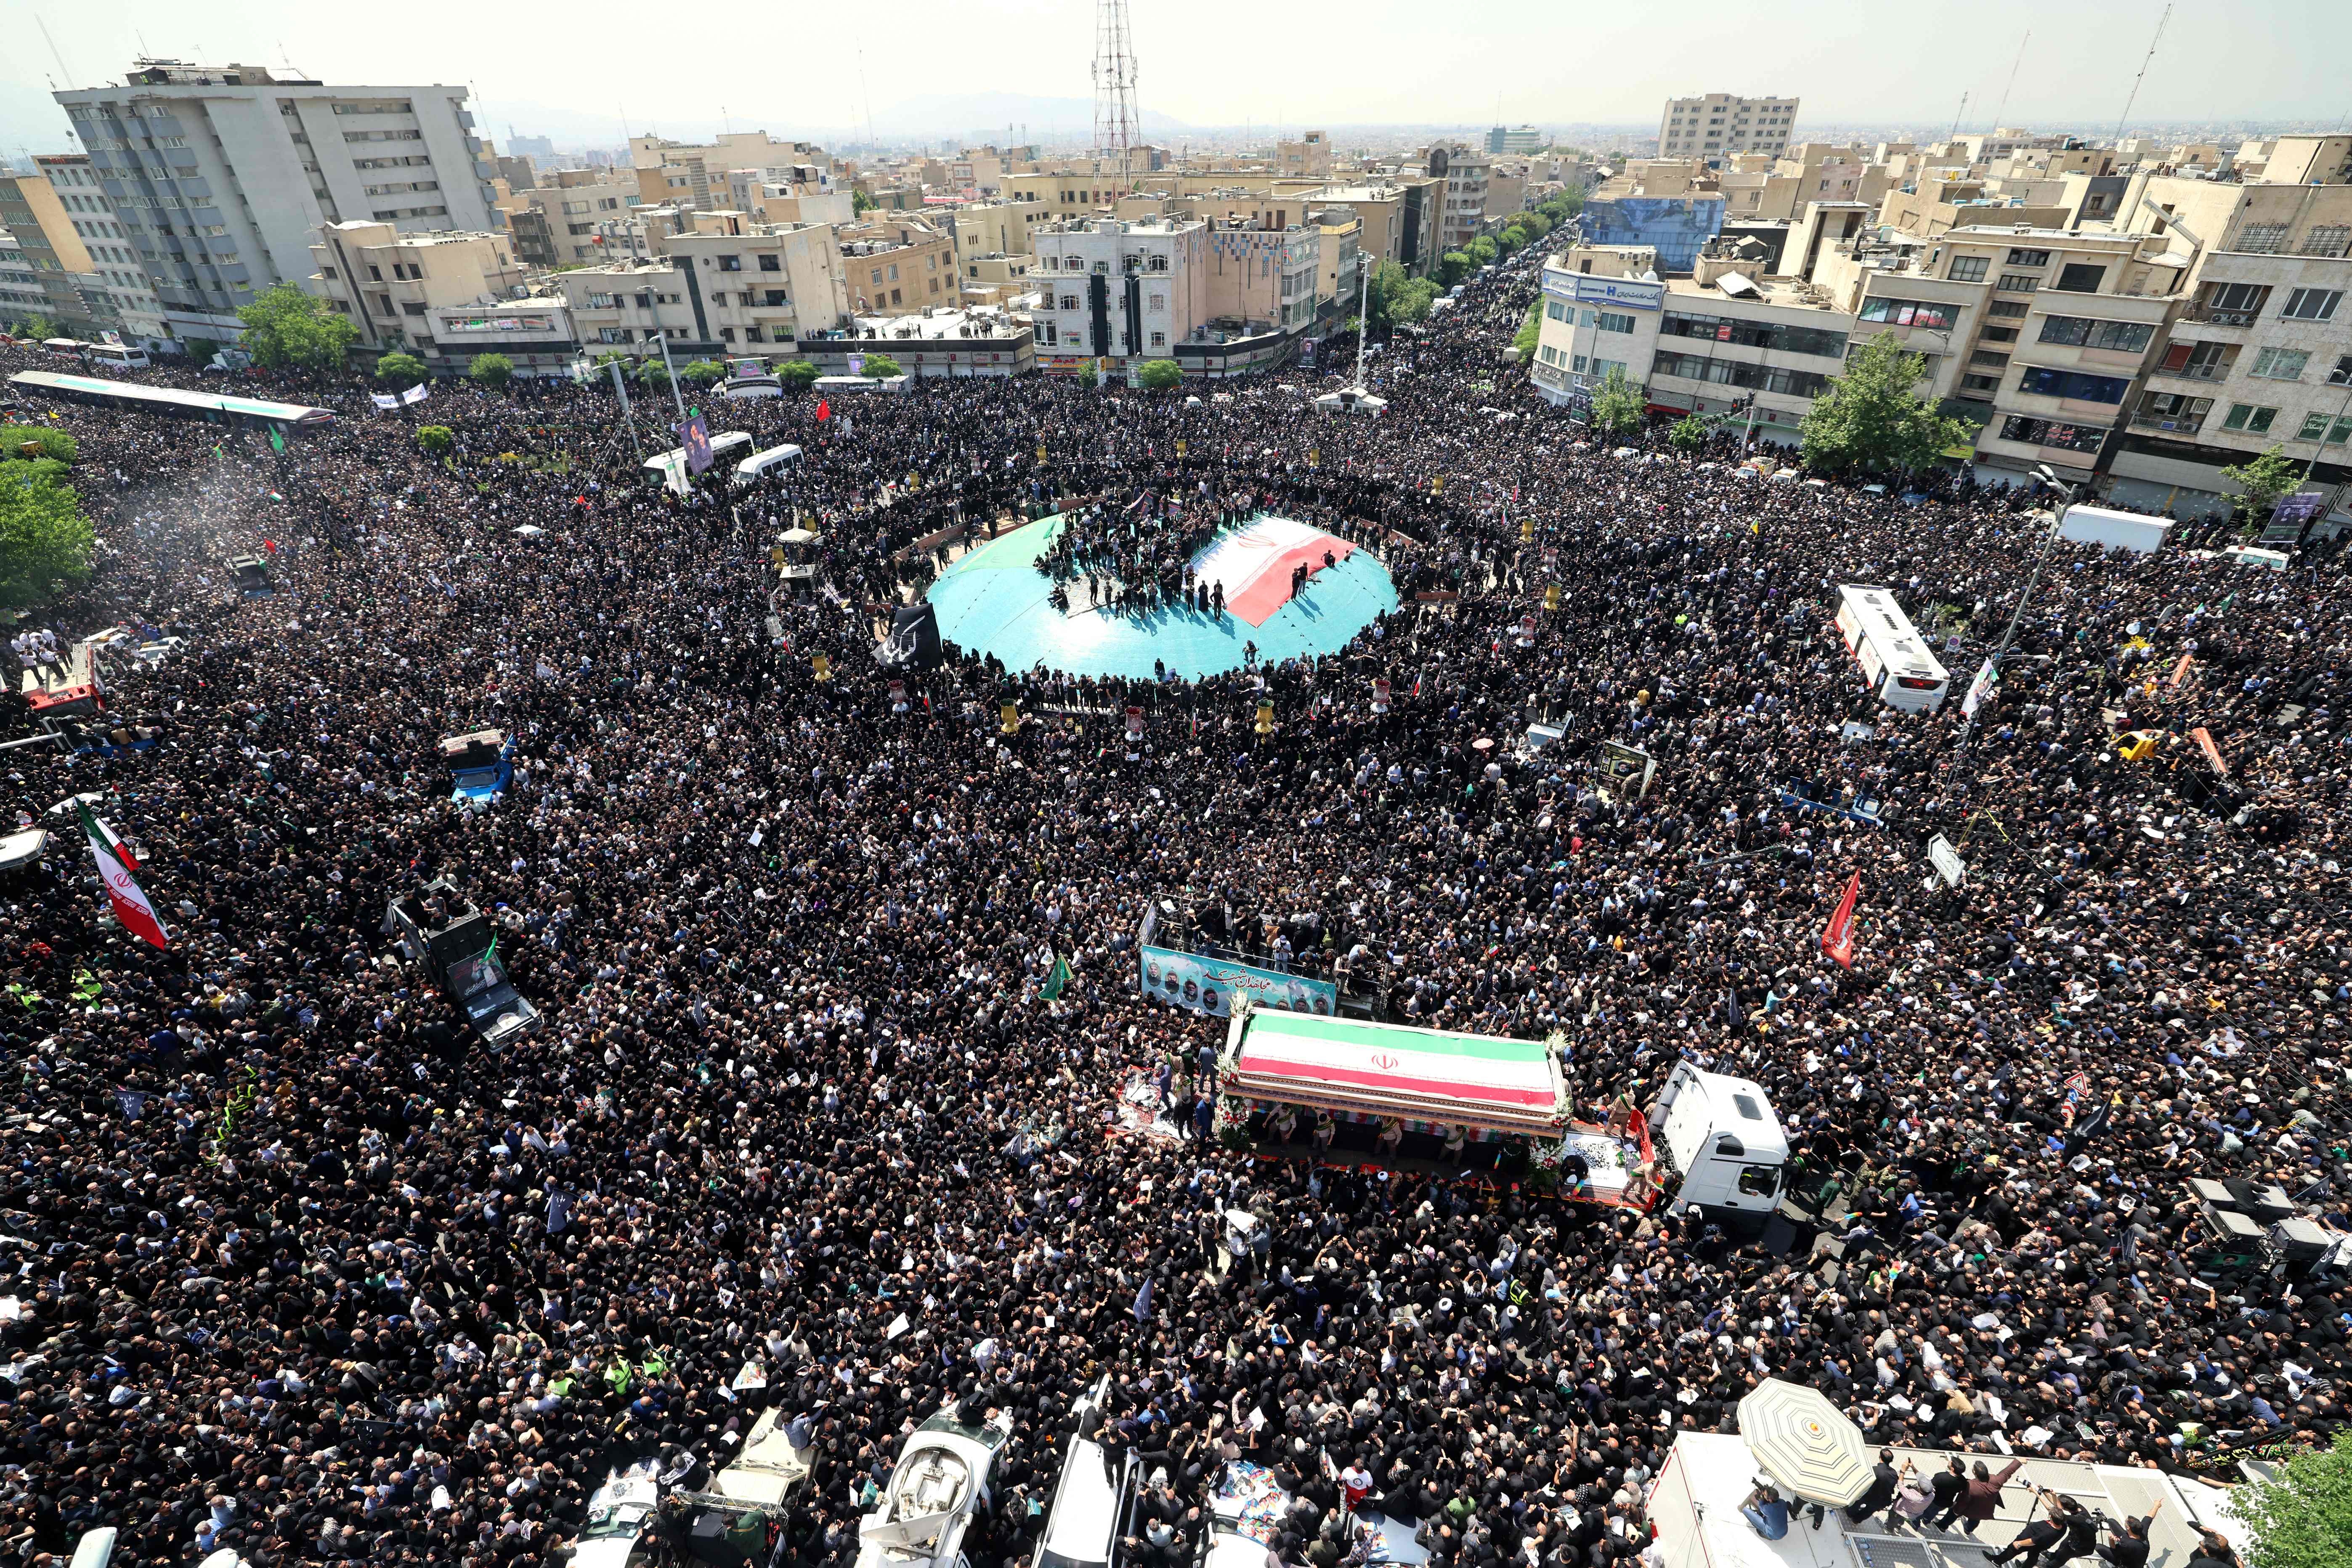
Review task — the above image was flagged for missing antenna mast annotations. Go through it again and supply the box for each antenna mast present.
[2114,4,2171,144]
[1091,0,1141,193]
[1989,30,2029,134]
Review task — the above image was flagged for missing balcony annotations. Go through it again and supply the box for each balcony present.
[2130,412,2206,436]
[2183,304,2259,327]
[2151,363,2230,383]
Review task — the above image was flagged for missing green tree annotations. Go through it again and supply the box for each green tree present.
[1436,251,1472,287]
[468,353,515,390]
[236,284,358,371]
[634,358,672,389]
[416,425,454,456]
[2221,445,2302,532]
[1588,364,1643,435]
[777,360,821,391]
[0,456,95,605]
[852,187,876,213]
[2240,1429,2352,1568]
[680,358,729,387]
[1667,414,1709,452]
[183,337,222,367]
[1368,260,1440,329]
[0,426,76,463]
[861,354,903,379]
[1516,210,1554,241]
[374,352,428,390]
[1136,358,1182,391]
[11,314,59,342]
[1798,334,1973,475]
[1465,236,1499,267]
[1513,300,1542,358]
[1498,225,1530,257]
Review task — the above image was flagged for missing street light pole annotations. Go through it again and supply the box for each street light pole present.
[647,331,688,423]
[1961,463,2072,745]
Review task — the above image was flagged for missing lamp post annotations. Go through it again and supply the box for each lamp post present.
[1961,461,2072,745]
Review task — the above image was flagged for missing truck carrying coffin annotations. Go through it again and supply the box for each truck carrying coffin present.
[1214,1003,1787,1222]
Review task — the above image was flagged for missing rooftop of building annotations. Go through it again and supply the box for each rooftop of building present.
[319,223,509,249]
[809,306,1026,342]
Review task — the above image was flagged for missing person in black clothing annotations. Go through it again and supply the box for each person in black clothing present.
[1842,1449,1900,1531]
[1990,1492,2068,1568]
[2041,1496,2105,1568]
[2094,1496,2162,1568]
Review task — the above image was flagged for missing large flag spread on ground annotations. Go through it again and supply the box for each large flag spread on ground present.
[77,800,167,948]
[1820,871,1860,970]
[1187,516,1360,627]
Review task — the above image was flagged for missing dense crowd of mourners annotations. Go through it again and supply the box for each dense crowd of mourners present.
[0,240,2341,1568]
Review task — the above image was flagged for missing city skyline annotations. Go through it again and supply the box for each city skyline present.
[5,0,2348,160]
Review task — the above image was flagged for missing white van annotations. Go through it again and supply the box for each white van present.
[89,344,151,371]
[733,443,804,487]
[1651,1062,1789,1223]
[641,430,754,480]
[2222,545,2290,572]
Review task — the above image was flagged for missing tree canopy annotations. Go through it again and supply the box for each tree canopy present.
[415,425,454,456]
[373,352,428,389]
[2241,1430,2352,1568]
[0,455,95,606]
[777,360,821,391]
[1799,334,1974,475]
[861,355,903,380]
[1136,359,1183,391]
[236,284,358,371]
[1587,364,1643,435]
[467,353,515,389]
[2221,445,2302,531]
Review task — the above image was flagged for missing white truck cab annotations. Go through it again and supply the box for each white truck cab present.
[1651,1062,1788,1226]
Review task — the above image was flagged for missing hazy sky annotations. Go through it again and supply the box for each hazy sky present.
[6,0,2347,157]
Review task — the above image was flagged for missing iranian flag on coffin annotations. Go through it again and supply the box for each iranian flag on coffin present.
[1190,517,1358,626]
[78,800,168,948]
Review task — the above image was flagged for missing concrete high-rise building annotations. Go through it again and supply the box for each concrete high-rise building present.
[1657,94,1799,162]
[54,59,497,344]
[34,154,170,345]
[1487,126,1545,156]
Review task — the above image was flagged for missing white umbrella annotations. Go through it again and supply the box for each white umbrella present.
[1737,1379,1872,1505]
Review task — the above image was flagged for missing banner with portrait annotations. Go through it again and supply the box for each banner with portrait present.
[1139,944,1336,1019]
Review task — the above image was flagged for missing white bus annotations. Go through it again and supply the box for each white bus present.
[88,344,151,371]
[640,430,753,480]
[1834,585,1950,713]
[731,443,804,487]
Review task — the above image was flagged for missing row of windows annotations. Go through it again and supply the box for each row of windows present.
[2036,316,2154,353]
[2232,223,2352,257]
[1661,310,1847,358]
[1999,414,2106,452]
[1651,350,1830,398]
[713,254,786,272]
[1856,297,1958,332]
[2016,366,2130,403]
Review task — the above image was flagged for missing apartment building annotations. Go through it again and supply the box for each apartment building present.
[0,232,48,325]
[497,170,640,265]
[1658,94,1799,163]
[630,133,829,212]
[55,60,496,344]
[1277,133,1332,180]
[306,222,526,363]
[33,155,168,344]
[836,217,957,315]
[1529,246,1661,406]
[0,171,115,339]
[2097,169,2352,521]
[1311,181,1442,275]
[1424,147,1492,251]
[662,223,848,348]
[1920,226,2187,482]
[1029,217,1207,372]
[948,201,1051,274]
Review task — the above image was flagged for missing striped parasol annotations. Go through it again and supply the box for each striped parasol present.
[1737,1379,1872,1505]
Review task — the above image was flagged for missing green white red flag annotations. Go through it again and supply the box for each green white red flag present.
[77,800,168,948]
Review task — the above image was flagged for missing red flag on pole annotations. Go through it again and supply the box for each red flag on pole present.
[1820,871,1860,969]
[815,398,831,422]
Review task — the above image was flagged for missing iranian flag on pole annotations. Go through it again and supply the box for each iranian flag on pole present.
[78,800,168,948]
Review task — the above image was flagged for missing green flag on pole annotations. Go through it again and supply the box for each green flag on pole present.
[269,426,285,452]
[1039,956,1071,1001]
